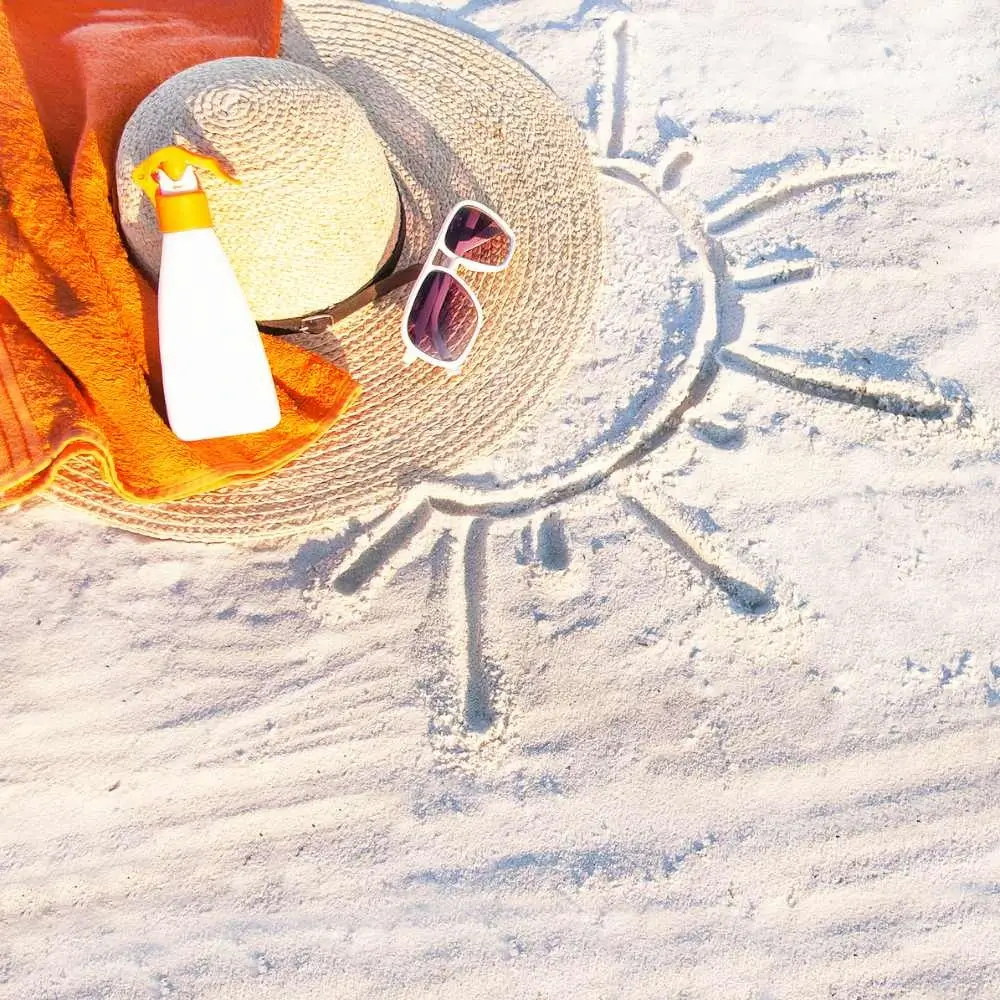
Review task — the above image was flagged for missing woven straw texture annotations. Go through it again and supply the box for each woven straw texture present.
[47,0,605,542]
[115,58,400,322]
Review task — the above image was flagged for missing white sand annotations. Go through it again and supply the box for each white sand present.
[4,1,1000,996]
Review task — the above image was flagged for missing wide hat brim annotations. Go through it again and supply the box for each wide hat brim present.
[48,0,605,542]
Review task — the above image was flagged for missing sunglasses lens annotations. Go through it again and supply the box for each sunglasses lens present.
[406,271,479,364]
[443,205,512,267]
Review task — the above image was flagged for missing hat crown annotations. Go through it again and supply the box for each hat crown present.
[116,56,400,321]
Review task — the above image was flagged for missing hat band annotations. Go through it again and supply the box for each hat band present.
[259,186,410,336]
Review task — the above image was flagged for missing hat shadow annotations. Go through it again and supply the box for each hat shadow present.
[280,6,488,234]
[328,0,545,80]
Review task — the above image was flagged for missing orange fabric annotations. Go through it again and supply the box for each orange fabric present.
[0,0,360,508]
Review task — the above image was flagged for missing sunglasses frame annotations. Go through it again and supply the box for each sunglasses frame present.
[400,199,516,375]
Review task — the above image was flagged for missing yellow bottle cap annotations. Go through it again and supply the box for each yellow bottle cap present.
[132,146,240,233]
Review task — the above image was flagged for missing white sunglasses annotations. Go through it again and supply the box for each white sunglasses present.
[400,200,516,375]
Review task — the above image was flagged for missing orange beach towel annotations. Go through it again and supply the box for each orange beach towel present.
[0,0,360,507]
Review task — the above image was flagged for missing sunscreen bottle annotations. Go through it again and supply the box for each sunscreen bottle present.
[133,146,280,442]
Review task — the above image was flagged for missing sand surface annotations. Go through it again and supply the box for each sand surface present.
[3,1,1000,997]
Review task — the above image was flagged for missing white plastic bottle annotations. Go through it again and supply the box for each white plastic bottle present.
[133,146,280,442]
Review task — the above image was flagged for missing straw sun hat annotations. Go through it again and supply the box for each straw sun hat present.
[48,0,605,541]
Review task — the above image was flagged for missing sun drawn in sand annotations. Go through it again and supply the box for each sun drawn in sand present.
[306,14,974,772]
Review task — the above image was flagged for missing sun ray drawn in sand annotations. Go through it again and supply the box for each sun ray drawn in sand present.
[307,14,975,772]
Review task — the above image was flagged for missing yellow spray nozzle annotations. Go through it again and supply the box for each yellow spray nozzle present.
[132,145,240,202]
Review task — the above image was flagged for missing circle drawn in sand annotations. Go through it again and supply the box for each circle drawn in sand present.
[309,15,976,773]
